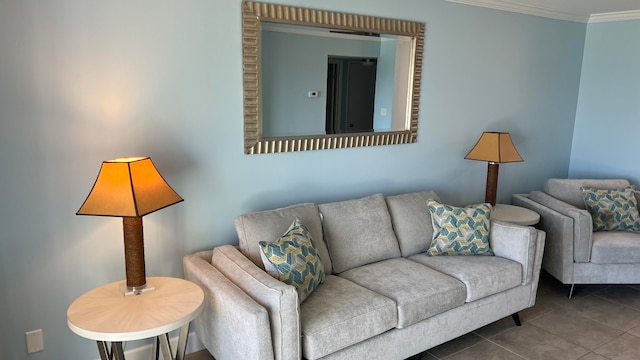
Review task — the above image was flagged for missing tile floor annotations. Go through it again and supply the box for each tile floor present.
[186,271,640,360]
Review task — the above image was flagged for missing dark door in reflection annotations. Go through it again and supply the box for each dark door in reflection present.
[326,57,377,134]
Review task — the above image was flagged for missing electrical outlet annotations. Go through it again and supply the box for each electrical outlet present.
[26,329,44,353]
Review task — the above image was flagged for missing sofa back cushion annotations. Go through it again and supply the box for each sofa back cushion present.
[235,203,333,275]
[544,179,631,209]
[319,193,401,273]
[385,191,441,257]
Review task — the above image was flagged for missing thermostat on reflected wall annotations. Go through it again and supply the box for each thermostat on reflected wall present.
[307,90,320,98]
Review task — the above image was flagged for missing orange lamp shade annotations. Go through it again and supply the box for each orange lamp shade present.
[464,132,523,164]
[77,157,183,217]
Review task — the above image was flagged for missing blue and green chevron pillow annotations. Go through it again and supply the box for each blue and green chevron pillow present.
[259,219,325,303]
[426,200,494,256]
[581,186,640,232]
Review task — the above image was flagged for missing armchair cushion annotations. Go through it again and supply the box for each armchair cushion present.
[591,231,640,263]
[580,186,640,232]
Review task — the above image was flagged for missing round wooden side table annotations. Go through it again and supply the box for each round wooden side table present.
[492,204,540,226]
[67,277,204,360]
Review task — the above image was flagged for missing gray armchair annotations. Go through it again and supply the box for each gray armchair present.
[513,178,640,297]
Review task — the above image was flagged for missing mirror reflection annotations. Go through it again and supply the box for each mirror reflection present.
[261,23,413,137]
[242,1,425,154]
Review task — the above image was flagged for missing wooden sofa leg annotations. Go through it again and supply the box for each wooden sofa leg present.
[511,313,522,326]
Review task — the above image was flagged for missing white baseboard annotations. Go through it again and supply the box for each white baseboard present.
[95,331,205,360]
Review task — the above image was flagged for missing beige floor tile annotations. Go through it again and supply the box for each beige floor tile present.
[420,351,438,359]
[578,352,609,360]
[594,333,640,360]
[595,286,640,310]
[536,273,608,301]
[474,316,519,338]
[426,332,484,359]
[530,309,623,350]
[628,325,640,338]
[518,297,562,322]
[442,341,525,360]
[491,323,590,360]
[563,295,640,331]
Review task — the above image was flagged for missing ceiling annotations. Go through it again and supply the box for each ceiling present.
[446,0,640,22]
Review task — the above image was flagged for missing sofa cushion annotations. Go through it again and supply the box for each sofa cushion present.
[544,178,631,209]
[581,186,640,232]
[339,258,466,328]
[427,200,494,256]
[300,275,397,360]
[409,253,522,302]
[259,219,325,303]
[385,191,441,257]
[235,202,333,274]
[319,194,401,273]
[591,231,640,264]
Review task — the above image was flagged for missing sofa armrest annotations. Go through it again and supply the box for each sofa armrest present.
[512,193,576,284]
[490,221,544,286]
[183,251,274,360]
[212,245,300,360]
[528,191,593,262]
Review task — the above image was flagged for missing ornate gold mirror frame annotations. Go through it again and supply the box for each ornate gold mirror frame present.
[242,1,425,154]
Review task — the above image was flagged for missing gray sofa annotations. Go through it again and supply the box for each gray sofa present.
[184,191,546,360]
[513,179,640,297]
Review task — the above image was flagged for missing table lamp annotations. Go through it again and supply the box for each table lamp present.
[464,132,523,206]
[77,157,183,295]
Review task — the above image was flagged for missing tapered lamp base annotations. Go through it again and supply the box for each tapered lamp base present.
[485,162,499,207]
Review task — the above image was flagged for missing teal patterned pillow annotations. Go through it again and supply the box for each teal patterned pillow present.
[427,200,494,256]
[259,219,325,303]
[581,186,640,232]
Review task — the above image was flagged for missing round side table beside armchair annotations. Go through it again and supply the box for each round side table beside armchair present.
[492,204,540,226]
[67,277,204,360]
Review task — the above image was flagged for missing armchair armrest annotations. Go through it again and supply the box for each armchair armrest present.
[512,193,580,284]
[528,191,593,262]
[212,245,300,360]
[183,251,274,360]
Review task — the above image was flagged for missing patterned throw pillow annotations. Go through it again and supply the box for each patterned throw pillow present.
[259,219,325,303]
[581,186,640,232]
[426,199,494,256]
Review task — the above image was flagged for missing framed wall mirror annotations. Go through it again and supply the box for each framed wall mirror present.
[242,1,425,154]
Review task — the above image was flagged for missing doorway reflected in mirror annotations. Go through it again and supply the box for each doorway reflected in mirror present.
[326,57,377,134]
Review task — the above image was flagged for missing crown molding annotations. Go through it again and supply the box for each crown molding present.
[589,10,640,23]
[446,0,589,22]
[447,0,640,23]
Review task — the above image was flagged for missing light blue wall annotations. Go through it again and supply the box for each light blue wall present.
[0,0,585,359]
[570,20,640,185]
